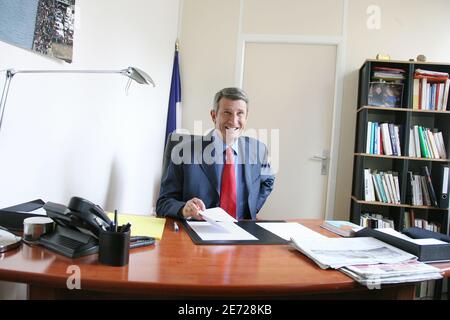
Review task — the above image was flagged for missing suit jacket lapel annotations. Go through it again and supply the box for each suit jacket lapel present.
[241,136,260,187]
[240,137,253,193]
[198,131,220,195]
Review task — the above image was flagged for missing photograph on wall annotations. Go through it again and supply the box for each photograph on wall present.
[0,0,75,63]
[368,82,403,108]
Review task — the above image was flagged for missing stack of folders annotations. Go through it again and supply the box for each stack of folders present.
[290,235,443,289]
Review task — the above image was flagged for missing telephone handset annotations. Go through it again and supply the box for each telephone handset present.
[40,197,113,258]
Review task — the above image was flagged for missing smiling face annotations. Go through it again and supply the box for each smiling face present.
[210,97,248,145]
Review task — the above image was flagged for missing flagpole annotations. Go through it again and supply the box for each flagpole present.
[165,41,181,143]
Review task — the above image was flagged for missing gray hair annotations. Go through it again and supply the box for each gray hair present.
[212,87,249,113]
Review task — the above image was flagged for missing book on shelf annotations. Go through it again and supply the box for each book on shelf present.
[360,213,395,229]
[366,122,401,156]
[320,220,363,237]
[413,69,450,110]
[433,164,449,209]
[409,125,447,159]
[407,168,440,207]
[421,166,438,207]
[420,176,431,206]
[404,209,442,233]
[372,66,406,82]
[364,169,401,204]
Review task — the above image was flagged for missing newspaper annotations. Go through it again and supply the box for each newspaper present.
[340,260,443,288]
[290,236,417,269]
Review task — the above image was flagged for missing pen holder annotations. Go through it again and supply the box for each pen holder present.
[98,228,131,267]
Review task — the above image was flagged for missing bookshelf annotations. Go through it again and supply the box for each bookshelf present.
[350,59,450,235]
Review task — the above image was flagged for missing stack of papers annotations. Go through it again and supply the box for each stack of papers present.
[291,233,444,288]
[290,236,417,269]
[340,261,443,288]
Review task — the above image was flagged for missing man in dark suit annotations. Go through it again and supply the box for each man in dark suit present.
[156,87,275,220]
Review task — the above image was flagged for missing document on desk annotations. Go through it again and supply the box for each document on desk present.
[256,222,326,241]
[291,236,417,269]
[199,207,237,223]
[107,212,166,239]
[186,221,258,241]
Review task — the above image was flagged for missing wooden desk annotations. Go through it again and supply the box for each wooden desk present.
[0,219,448,299]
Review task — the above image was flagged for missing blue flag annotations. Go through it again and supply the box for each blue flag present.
[165,48,181,143]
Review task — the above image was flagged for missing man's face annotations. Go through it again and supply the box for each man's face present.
[210,98,248,145]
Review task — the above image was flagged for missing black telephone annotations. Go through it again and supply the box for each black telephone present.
[40,197,113,258]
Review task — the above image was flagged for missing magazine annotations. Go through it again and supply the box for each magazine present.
[320,220,363,237]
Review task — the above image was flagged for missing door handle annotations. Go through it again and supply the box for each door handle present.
[310,150,329,175]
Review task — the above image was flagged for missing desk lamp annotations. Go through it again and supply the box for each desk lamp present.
[0,67,155,132]
[0,66,155,255]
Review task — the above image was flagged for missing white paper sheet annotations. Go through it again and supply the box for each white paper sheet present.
[187,221,258,241]
[27,207,47,215]
[376,228,447,245]
[256,222,326,241]
[199,207,237,222]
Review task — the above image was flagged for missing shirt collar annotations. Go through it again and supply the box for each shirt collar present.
[212,129,239,155]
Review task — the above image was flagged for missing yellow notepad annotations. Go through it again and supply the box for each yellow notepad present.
[107,212,166,240]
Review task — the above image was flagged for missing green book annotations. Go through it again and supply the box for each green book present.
[418,126,429,158]
[375,173,388,203]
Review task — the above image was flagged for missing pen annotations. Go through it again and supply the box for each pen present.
[173,222,179,232]
[114,209,118,232]
[130,239,155,249]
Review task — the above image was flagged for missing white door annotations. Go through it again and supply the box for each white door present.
[242,42,337,219]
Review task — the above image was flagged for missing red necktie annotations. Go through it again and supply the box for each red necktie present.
[220,147,236,218]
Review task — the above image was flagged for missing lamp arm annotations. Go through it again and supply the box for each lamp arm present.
[0,66,154,133]
[13,69,124,75]
[0,70,15,133]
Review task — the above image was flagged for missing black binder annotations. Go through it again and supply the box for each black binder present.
[432,164,449,209]
[355,228,450,262]
[182,220,288,245]
[0,199,45,231]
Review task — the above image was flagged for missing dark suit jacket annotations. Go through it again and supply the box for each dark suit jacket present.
[156,131,275,220]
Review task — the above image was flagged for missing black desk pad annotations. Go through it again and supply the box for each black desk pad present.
[181,220,289,245]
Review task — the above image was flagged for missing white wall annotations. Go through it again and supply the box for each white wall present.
[0,0,180,214]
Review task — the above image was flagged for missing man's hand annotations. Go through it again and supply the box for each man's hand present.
[182,198,206,220]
